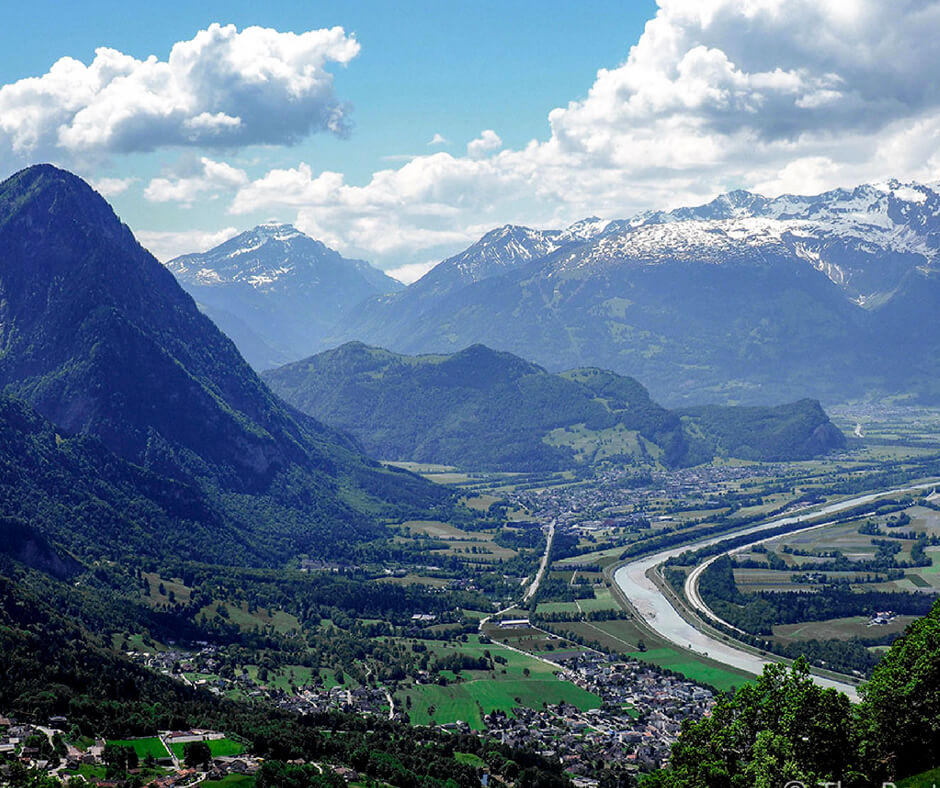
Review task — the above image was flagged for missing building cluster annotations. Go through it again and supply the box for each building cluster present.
[478,651,714,778]
[511,463,787,528]
[0,715,267,788]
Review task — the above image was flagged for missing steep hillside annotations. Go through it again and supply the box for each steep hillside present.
[679,399,846,462]
[168,223,401,369]
[326,181,940,405]
[0,165,447,562]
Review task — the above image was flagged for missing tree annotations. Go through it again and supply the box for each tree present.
[183,740,212,769]
[653,659,861,788]
[860,597,940,781]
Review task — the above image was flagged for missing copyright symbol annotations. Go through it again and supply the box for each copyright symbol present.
[783,783,806,788]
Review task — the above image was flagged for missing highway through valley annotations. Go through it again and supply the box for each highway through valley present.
[612,481,940,701]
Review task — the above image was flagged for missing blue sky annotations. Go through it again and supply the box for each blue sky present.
[1,1,938,279]
[2,1,654,182]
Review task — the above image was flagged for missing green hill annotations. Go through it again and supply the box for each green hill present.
[264,343,844,471]
[0,165,449,565]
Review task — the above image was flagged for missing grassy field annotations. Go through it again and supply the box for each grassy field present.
[395,635,601,729]
[169,738,246,759]
[898,766,940,788]
[556,545,627,569]
[397,520,518,562]
[384,461,456,473]
[243,664,318,692]
[400,677,600,730]
[454,752,487,768]
[197,601,300,635]
[377,573,451,588]
[626,648,750,692]
[142,573,192,606]
[773,615,918,643]
[543,423,650,465]
[107,737,170,760]
[463,494,499,511]
[205,775,255,788]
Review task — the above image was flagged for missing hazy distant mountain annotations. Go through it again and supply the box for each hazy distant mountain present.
[168,223,402,369]
[326,181,940,405]
[0,165,446,562]
[264,342,844,471]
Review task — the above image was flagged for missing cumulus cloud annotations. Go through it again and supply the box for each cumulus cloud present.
[93,176,136,197]
[0,22,359,165]
[427,133,448,146]
[144,157,248,205]
[222,1,940,271]
[385,260,439,284]
[136,226,239,262]
[123,1,940,273]
[466,130,502,158]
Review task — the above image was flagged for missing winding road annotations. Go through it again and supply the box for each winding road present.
[612,480,940,701]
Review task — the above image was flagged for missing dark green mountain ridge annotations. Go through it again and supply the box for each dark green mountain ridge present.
[0,164,448,565]
[264,342,845,471]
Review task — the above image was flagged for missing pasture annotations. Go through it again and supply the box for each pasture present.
[107,738,170,760]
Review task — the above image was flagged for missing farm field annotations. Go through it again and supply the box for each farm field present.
[107,737,170,760]
[772,616,918,643]
[540,619,750,693]
[556,545,627,569]
[197,600,300,635]
[169,738,246,759]
[623,648,751,693]
[400,677,600,730]
[204,775,254,787]
[394,635,600,729]
[397,520,518,562]
[377,573,451,588]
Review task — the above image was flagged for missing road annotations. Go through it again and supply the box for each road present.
[612,480,940,701]
[522,518,556,603]
[683,516,853,635]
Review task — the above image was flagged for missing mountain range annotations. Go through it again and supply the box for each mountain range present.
[264,342,845,471]
[318,181,940,406]
[0,165,445,566]
[167,223,402,370]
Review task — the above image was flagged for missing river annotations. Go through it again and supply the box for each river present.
[612,481,940,701]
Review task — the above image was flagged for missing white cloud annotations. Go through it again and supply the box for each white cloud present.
[466,130,502,158]
[0,23,359,166]
[132,1,940,273]
[92,176,136,197]
[427,133,448,146]
[136,226,239,262]
[144,157,248,205]
[385,260,439,284]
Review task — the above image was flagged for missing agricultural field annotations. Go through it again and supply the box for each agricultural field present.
[142,572,192,606]
[377,573,451,588]
[730,500,940,595]
[197,600,301,635]
[106,737,170,760]
[396,520,518,562]
[556,545,627,569]
[242,664,318,693]
[772,616,918,643]
[542,617,751,694]
[204,775,255,788]
[395,635,601,729]
[169,738,246,759]
[462,494,499,511]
